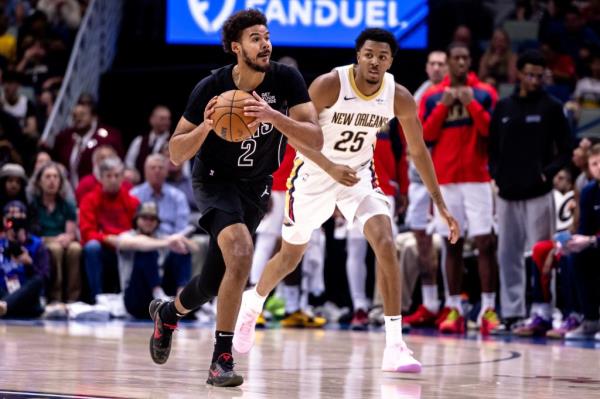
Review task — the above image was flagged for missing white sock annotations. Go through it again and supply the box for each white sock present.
[152,287,168,300]
[446,295,463,315]
[247,287,267,313]
[532,302,552,320]
[346,238,369,311]
[282,284,300,314]
[481,292,496,311]
[384,315,403,347]
[421,284,440,313]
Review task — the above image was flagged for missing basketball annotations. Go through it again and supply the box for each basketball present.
[212,90,257,142]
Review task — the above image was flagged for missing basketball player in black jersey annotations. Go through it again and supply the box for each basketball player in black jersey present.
[147,10,327,387]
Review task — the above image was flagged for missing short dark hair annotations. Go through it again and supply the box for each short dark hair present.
[221,9,267,55]
[355,28,398,55]
[447,41,470,56]
[517,49,546,70]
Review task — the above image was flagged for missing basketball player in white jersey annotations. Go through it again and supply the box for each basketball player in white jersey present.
[234,28,459,372]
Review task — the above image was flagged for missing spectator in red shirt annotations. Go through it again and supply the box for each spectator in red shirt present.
[80,156,139,303]
[75,144,132,204]
[419,42,499,335]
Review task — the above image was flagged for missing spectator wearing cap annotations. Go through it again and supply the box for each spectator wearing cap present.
[79,156,139,303]
[2,70,38,140]
[27,161,80,303]
[105,202,193,319]
[489,50,572,332]
[51,101,122,187]
[0,163,28,212]
[0,200,49,318]
[131,154,190,236]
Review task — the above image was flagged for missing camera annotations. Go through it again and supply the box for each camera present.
[4,217,27,232]
[4,240,23,258]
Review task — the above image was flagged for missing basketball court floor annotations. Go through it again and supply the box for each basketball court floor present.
[0,320,599,398]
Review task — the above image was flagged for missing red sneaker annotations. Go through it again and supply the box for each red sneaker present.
[438,308,465,334]
[435,307,451,328]
[403,305,438,327]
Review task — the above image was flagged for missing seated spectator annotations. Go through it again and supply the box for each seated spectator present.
[478,28,517,86]
[572,52,600,109]
[2,70,38,140]
[540,38,576,86]
[75,145,132,203]
[0,140,22,167]
[513,168,579,337]
[37,0,82,31]
[33,150,52,173]
[125,105,172,179]
[108,201,193,319]
[0,163,28,212]
[564,143,600,341]
[131,154,190,235]
[0,200,49,318]
[0,108,25,165]
[51,101,122,187]
[80,157,139,302]
[161,145,197,212]
[27,161,80,304]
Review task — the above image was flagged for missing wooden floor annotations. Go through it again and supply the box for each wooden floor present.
[0,321,599,399]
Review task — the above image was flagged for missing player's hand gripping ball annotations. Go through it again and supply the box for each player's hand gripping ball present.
[212,90,258,142]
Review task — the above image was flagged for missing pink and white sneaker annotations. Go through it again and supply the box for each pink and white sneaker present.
[381,342,422,373]
[232,291,261,354]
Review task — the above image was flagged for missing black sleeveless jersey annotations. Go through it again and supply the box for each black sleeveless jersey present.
[183,62,310,182]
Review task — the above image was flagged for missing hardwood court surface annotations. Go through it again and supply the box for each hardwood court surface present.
[0,321,599,398]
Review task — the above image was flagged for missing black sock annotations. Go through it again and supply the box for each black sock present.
[159,301,183,326]
[212,330,234,363]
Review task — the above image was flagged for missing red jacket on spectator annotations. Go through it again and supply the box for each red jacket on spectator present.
[75,174,133,204]
[419,73,497,184]
[52,124,123,184]
[374,123,408,196]
[79,184,139,244]
[272,144,296,192]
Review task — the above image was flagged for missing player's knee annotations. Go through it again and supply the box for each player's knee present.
[373,235,396,258]
[278,250,303,273]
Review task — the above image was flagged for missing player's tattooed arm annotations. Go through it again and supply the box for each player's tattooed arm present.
[169,96,218,165]
[394,84,460,243]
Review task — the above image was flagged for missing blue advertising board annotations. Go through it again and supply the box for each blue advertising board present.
[167,0,428,49]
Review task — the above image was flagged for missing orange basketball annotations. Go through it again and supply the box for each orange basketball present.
[212,90,257,142]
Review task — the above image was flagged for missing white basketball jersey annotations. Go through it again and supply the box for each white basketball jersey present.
[299,64,395,170]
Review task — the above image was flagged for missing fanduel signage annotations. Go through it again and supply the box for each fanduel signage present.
[167,0,427,48]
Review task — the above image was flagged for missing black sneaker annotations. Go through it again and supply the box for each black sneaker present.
[206,353,244,387]
[490,317,524,336]
[149,298,177,365]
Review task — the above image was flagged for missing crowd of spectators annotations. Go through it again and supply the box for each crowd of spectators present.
[0,1,599,345]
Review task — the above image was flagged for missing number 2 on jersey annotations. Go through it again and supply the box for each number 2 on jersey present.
[333,130,367,152]
[238,139,256,167]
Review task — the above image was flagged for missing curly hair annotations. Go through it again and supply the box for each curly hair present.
[355,28,398,56]
[221,9,267,55]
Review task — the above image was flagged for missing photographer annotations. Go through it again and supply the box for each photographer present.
[0,201,49,318]
[105,202,193,319]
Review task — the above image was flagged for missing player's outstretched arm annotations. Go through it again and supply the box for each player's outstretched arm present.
[395,84,460,243]
[169,96,218,165]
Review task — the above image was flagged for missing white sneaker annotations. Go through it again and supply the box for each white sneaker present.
[595,331,600,342]
[565,320,600,340]
[232,291,261,354]
[381,342,422,373]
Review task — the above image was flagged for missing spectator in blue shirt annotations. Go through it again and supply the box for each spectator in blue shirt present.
[131,154,190,235]
[0,200,49,318]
